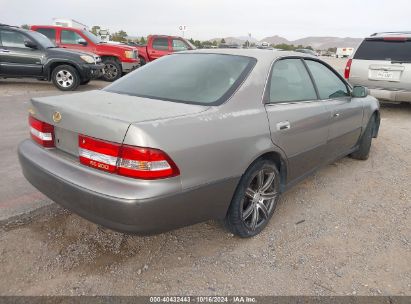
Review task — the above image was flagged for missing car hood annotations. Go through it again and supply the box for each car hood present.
[95,43,136,52]
[47,47,97,57]
[29,90,208,143]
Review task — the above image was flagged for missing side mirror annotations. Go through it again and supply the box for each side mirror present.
[352,85,369,98]
[78,39,87,46]
[24,40,38,49]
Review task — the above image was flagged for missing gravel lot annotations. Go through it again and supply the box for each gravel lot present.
[0,58,410,296]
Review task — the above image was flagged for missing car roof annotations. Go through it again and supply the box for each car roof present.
[180,48,316,61]
[0,24,31,34]
[370,31,411,38]
[31,25,85,31]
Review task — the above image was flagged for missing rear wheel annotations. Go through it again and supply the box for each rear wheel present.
[225,160,280,238]
[350,115,376,160]
[102,58,122,82]
[51,65,80,91]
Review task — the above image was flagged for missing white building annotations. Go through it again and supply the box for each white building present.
[52,18,89,30]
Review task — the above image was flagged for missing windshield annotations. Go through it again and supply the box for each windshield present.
[81,30,102,44]
[29,31,56,48]
[104,53,256,105]
[184,39,196,50]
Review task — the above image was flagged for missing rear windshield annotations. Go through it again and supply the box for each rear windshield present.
[104,53,256,105]
[354,39,411,61]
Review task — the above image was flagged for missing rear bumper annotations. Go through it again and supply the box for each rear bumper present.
[369,88,411,103]
[18,140,237,234]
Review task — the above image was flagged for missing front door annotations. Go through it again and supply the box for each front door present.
[59,29,91,53]
[264,58,330,183]
[304,59,363,159]
[0,29,43,76]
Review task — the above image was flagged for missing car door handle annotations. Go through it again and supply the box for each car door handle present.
[333,113,340,118]
[276,121,290,131]
[0,49,10,53]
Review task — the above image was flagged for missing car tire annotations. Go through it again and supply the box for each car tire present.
[51,65,80,91]
[139,56,146,66]
[225,159,280,238]
[350,115,376,160]
[80,79,91,85]
[102,58,122,82]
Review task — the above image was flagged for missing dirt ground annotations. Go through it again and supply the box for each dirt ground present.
[0,61,410,296]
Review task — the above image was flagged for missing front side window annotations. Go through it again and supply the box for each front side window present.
[105,53,256,105]
[61,30,84,44]
[35,28,56,43]
[81,30,101,44]
[268,58,317,103]
[152,38,169,50]
[305,60,349,99]
[172,39,189,51]
[0,30,32,48]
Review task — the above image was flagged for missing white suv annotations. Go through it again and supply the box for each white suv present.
[346,32,411,103]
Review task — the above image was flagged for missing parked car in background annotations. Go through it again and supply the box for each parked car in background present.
[346,32,411,103]
[19,49,380,237]
[257,41,270,49]
[0,24,104,90]
[135,35,195,65]
[336,47,354,58]
[30,25,140,81]
[295,48,317,56]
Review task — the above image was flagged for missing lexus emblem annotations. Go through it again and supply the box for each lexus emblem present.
[52,111,62,123]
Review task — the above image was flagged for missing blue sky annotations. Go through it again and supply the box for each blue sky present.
[2,0,410,40]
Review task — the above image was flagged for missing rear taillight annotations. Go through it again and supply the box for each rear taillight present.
[78,135,179,179]
[118,145,180,179]
[344,58,352,79]
[29,116,55,148]
[79,135,120,173]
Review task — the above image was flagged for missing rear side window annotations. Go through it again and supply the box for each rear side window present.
[61,30,84,44]
[0,30,32,48]
[354,39,411,61]
[35,28,56,43]
[152,38,169,50]
[105,54,256,105]
[305,60,349,100]
[268,59,317,103]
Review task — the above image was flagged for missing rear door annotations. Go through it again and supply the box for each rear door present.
[148,37,171,60]
[349,38,411,92]
[0,29,43,76]
[264,58,330,183]
[305,59,363,159]
[33,28,56,45]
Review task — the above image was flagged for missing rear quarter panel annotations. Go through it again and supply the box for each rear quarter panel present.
[122,57,283,190]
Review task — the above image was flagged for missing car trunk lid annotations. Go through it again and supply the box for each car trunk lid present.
[29,90,208,156]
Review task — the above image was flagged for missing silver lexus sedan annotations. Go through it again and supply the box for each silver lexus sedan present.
[18,49,380,237]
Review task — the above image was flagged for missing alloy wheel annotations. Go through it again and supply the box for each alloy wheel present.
[104,63,118,80]
[242,168,278,231]
[56,70,74,88]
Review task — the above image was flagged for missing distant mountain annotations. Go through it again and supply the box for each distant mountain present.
[260,35,290,45]
[209,35,363,49]
[291,36,362,49]
[209,36,258,45]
